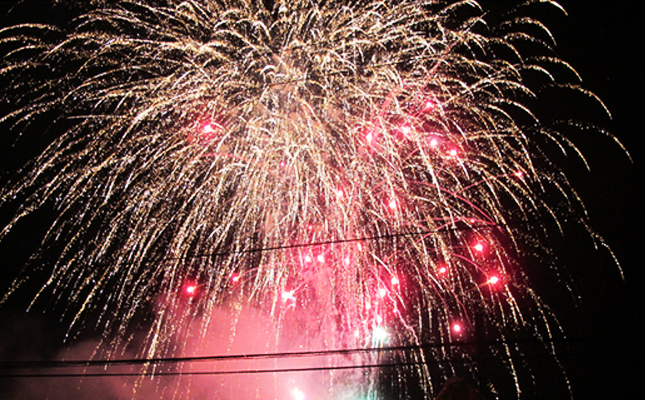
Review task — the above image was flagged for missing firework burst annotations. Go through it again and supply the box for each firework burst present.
[0,0,619,398]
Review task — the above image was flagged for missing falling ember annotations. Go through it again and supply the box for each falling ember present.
[0,1,621,399]
[488,276,500,285]
[365,131,374,143]
[202,123,214,134]
[399,125,412,136]
[281,290,296,302]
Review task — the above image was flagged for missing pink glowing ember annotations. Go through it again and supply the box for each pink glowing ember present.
[202,123,215,134]
[473,242,485,252]
[365,131,373,143]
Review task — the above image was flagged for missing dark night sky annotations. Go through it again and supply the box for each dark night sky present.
[0,1,643,399]
[545,2,644,397]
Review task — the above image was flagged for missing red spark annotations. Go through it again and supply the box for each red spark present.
[365,131,374,143]
[184,284,198,297]
[281,290,296,302]
[199,121,223,141]
[202,123,215,134]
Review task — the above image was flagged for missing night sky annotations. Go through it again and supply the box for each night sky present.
[541,2,644,397]
[0,1,643,399]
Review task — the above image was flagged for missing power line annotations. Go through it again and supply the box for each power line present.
[0,336,620,371]
[129,213,581,267]
[0,360,445,379]
[0,338,633,380]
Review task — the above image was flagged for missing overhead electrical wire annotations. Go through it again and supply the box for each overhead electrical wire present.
[0,336,621,371]
[126,213,587,267]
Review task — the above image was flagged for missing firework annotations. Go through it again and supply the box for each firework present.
[0,0,618,398]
